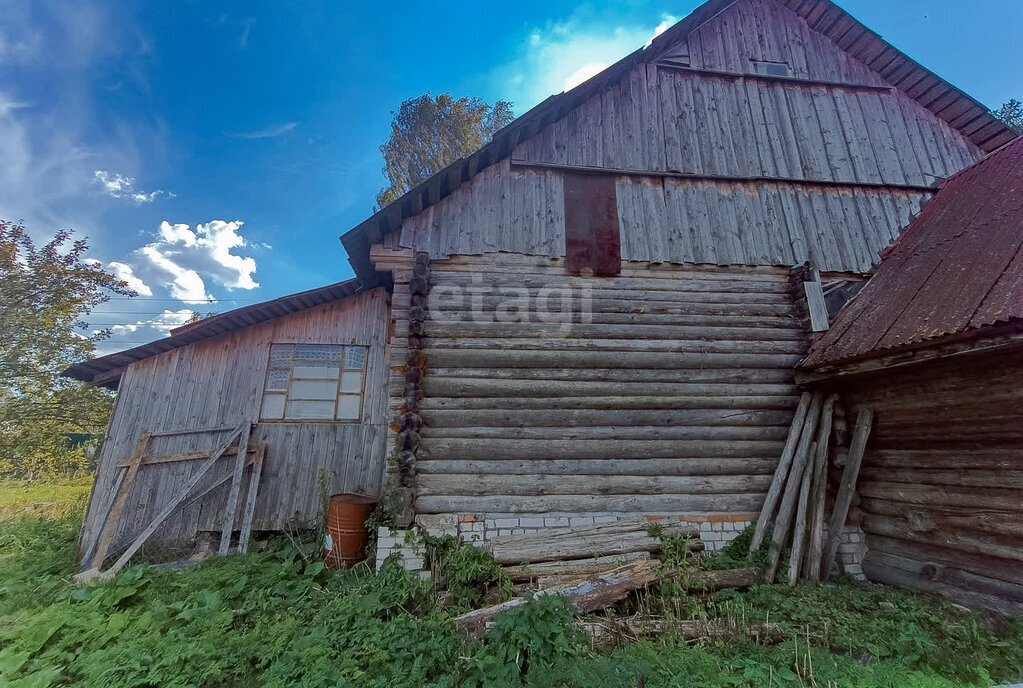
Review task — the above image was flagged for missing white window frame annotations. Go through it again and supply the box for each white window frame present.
[259,343,368,423]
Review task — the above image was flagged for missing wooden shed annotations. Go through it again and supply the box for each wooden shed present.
[68,0,1018,569]
[799,137,1023,614]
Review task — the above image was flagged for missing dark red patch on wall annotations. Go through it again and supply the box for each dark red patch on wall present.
[563,173,621,276]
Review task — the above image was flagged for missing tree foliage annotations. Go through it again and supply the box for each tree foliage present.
[376,93,514,209]
[0,220,134,477]
[992,98,1023,134]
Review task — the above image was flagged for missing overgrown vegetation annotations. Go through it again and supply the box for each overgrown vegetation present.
[1,493,1022,687]
[424,534,514,610]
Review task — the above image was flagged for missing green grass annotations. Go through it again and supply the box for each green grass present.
[0,477,92,522]
[0,488,1021,687]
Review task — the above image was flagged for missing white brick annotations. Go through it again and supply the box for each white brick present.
[838,543,858,554]
[710,521,723,532]
[699,522,713,531]
[416,570,432,581]
[468,522,485,532]
[459,532,482,543]
[512,529,526,534]
[402,557,425,570]
[498,529,513,536]
[544,516,570,527]
[569,517,595,526]
[702,531,722,542]
[494,518,519,528]
[593,516,618,524]
[518,517,545,528]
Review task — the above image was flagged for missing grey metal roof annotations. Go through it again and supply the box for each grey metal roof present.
[63,279,364,387]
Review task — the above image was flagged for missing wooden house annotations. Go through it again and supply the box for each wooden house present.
[67,0,1017,571]
[799,137,1023,614]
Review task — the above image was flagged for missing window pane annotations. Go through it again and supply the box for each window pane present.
[260,393,285,419]
[285,399,334,419]
[339,371,363,393]
[343,346,366,369]
[292,360,340,379]
[336,395,361,420]
[295,344,342,361]
[269,343,293,367]
[265,369,289,391]
[290,379,338,400]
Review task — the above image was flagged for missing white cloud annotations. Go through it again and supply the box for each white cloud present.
[101,309,195,336]
[238,18,256,49]
[225,122,299,139]
[107,261,153,296]
[491,11,688,110]
[94,170,173,204]
[132,220,259,303]
[647,15,678,47]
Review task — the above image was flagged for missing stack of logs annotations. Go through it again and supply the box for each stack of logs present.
[749,391,874,584]
[453,518,763,639]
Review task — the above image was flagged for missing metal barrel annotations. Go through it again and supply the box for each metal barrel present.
[324,493,377,568]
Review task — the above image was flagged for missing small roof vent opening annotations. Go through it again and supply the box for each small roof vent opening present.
[752,60,790,77]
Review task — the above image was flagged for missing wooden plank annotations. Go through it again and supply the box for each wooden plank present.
[91,432,151,568]
[78,467,126,570]
[804,395,834,582]
[749,392,812,552]
[503,552,650,582]
[115,444,264,468]
[765,393,824,581]
[803,279,830,331]
[77,422,246,583]
[237,444,265,555]
[821,407,873,578]
[219,421,252,556]
[787,441,815,585]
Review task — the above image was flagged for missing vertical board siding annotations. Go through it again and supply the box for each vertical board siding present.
[413,254,805,515]
[392,0,982,273]
[79,288,391,559]
[839,350,1023,611]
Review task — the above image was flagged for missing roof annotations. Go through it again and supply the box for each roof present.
[802,137,1023,369]
[64,279,365,387]
[339,0,1019,283]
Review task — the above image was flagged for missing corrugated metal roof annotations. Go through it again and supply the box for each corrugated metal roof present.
[803,137,1023,368]
[63,279,365,387]
[339,0,1019,283]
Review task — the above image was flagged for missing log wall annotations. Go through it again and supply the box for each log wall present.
[79,288,391,559]
[412,254,805,516]
[837,347,1023,614]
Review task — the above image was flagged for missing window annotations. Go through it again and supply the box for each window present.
[260,343,368,422]
[752,60,790,77]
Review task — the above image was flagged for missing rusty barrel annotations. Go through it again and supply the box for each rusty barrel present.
[324,493,377,568]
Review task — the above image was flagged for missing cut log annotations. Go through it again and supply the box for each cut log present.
[749,392,812,553]
[488,518,701,565]
[684,567,764,591]
[503,552,650,582]
[821,407,873,579]
[453,560,658,639]
[788,442,815,586]
[582,616,784,649]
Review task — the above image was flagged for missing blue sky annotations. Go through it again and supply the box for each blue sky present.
[1,0,1019,354]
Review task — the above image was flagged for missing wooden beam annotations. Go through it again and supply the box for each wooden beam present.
[91,432,151,569]
[115,444,265,468]
[653,63,894,93]
[77,422,247,583]
[219,422,252,556]
[803,280,829,332]
[821,408,873,578]
[236,445,265,555]
[749,392,812,553]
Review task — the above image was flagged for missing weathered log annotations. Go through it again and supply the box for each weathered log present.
[804,396,835,582]
[424,347,803,369]
[581,616,784,649]
[503,552,650,582]
[424,336,802,355]
[488,518,700,565]
[418,474,772,497]
[862,514,1023,563]
[423,378,799,400]
[420,394,800,411]
[749,392,812,554]
[421,425,787,442]
[857,468,1023,490]
[766,393,825,581]
[868,534,1023,586]
[684,567,764,591]
[424,407,794,429]
[417,457,778,477]
[857,481,1022,512]
[418,438,783,461]
[864,551,1023,604]
[859,498,1023,538]
[417,493,763,516]
[788,441,815,586]
[453,560,658,639]
[821,408,873,579]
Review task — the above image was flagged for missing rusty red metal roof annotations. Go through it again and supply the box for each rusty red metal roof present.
[803,136,1023,368]
[64,279,364,387]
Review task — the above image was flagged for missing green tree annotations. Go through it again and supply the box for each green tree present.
[0,220,134,477]
[992,98,1023,133]
[376,93,514,209]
